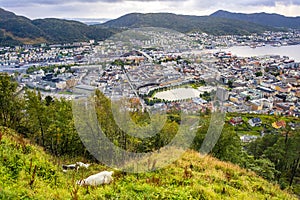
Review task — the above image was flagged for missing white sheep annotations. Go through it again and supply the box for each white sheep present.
[76,162,91,169]
[76,171,114,186]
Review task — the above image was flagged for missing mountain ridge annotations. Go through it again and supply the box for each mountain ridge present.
[211,10,300,29]
[101,12,279,35]
[0,8,116,46]
[0,8,298,46]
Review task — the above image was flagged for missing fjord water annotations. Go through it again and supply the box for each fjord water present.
[224,44,300,61]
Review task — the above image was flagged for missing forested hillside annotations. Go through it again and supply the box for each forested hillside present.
[0,7,283,46]
[101,13,279,35]
[211,10,300,29]
[0,8,115,45]
[0,73,299,198]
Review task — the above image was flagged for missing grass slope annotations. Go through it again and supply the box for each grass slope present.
[0,126,297,200]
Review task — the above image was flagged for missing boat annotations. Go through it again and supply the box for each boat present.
[271,43,281,47]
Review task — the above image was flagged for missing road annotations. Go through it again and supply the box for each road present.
[121,66,147,112]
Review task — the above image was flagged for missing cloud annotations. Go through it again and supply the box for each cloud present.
[238,0,300,6]
[0,0,185,7]
[1,0,300,9]
[0,0,300,19]
[190,0,300,8]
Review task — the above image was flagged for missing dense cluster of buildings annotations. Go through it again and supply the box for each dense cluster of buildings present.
[1,29,300,119]
[212,52,300,117]
[190,30,300,49]
[0,41,95,74]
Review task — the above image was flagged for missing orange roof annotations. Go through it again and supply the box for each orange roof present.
[272,120,286,129]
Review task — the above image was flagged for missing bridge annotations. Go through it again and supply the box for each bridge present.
[134,50,154,62]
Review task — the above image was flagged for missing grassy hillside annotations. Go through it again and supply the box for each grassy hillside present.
[0,126,297,200]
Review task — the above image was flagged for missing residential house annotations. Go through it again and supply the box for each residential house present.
[240,135,259,143]
[229,117,243,126]
[250,100,263,111]
[272,120,286,129]
[248,118,262,127]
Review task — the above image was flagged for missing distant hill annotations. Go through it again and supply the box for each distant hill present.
[67,18,111,25]
[32,18,114,43]
[0,8,290,46]
[0,8,115,45]
[211,10,300,29]
[0,126,297,199]
[0,8,47,45]
[101,13,279,35]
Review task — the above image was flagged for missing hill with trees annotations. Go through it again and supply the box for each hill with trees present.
[211,10,300,29]
[0,8,284,46]
[101,13,280,35]
[0,8,115,46]
[0,73,299,198]
[31,18,115,44]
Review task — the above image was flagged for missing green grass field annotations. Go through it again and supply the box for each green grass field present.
[0,127,297,200]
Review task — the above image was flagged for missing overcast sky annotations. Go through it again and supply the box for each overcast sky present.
[1,0,300,19]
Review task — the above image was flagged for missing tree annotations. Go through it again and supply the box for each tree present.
[255,71,263,77]
[245,131,300,193]
[246,96,251,102]
[24,90,48,147]
[211,126,242,164]
[24,89,86,157]
[45,95,54,106]
[0,73,23,130]
[228,80,233,88]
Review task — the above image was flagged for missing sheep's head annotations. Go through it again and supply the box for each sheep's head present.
[108,171,114,181]
[103,171,114,184]
[108,171,114,176]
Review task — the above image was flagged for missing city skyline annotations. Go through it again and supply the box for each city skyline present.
[0,0,300,20]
